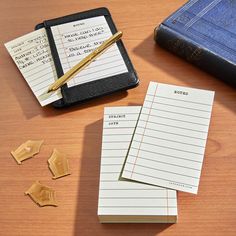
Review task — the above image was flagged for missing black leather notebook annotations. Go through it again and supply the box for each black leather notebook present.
[36,8,139,107]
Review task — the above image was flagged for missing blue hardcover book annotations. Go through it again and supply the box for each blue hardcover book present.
[154,0,236,87]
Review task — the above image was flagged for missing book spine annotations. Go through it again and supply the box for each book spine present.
[154,24,236,87]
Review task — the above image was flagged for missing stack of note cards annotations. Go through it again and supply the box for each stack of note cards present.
[98,106,178,223]
[97,82,214,223]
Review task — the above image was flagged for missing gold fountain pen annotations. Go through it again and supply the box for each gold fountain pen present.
[47,31,123,93]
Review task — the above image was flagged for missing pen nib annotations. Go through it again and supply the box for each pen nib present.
[38,90,55,101]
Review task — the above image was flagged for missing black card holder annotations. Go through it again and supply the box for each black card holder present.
[35,7,139,107]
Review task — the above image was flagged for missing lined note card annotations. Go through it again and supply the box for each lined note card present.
[98,106,177,223]
[122,82,214,194]
[5,28,62,106]
[51,16,128,87]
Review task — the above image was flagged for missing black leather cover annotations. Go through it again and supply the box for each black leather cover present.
[35,8,139,107]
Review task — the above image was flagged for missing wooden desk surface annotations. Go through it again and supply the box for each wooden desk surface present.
[0,0,235,235]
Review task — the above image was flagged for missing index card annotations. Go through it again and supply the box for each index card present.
[122,82,215,194]
[98,106,177,223]
[51,16,128,87]
[5,28,62,106]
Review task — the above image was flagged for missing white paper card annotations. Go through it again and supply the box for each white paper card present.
[5,28,62,106]
[98,106,177,220]
[122,82,215,194]
[51,15,128,87]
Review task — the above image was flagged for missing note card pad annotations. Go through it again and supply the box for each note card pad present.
[122,82,214,194]
[98,106,178,223]
[37,8,139,107]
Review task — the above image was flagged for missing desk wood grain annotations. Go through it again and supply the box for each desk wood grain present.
[0,0,235,235]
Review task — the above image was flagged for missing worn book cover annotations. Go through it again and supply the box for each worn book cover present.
[155,0,236,87]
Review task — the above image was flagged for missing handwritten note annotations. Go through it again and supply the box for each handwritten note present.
[122,82,214,194]
[50,16,128,87]
[98,106,177,223]
[5,28,62,106]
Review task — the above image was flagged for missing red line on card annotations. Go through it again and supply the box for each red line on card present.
[130,83,159,178]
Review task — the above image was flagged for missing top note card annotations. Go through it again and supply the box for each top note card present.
[122,82,214,194]
[50,15,128,87]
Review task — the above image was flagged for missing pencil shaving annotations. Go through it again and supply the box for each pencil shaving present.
[11,140,44,164]
[48,149,71,179]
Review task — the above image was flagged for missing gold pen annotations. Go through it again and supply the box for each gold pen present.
[47,31,123,93]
